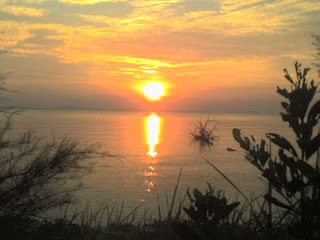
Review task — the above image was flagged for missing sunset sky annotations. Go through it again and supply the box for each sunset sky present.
[0,0,319,112]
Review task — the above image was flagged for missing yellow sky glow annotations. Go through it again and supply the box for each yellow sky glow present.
[0,0,318,111]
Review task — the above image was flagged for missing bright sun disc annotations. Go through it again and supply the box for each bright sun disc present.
[141,82,165,101]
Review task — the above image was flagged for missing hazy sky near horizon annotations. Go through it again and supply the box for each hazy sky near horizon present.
[0,0,319,112]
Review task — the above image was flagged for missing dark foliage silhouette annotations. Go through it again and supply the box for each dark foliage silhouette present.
[233,61,320,240]
[170,184,241,240]
[190,114,220,145]
[183,184,239,224]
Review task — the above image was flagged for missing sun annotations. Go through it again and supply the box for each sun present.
[141,82,165,101]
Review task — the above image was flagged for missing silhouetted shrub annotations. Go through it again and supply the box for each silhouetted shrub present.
[174,184,241,240]
[184,184,239,225]
[233,61,320,240]
[190,115,220,145]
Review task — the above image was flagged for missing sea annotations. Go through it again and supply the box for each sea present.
[13,110,295,218]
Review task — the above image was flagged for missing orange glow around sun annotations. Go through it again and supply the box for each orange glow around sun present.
[141,82,165,101]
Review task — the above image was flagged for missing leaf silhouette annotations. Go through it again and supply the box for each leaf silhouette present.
[232,128,248,150]
[287,178,305,196]
[303,68,311,78]
[296,160,316,180]
[212,202,240,224]
[277,87,290,99]
[278,149,298,177]
[264,194,293,211]
[275,162,287,186]
[263,169,282,192]
[281,101,289,110]
[306,133,320,160]
[266,133,298,157]
[284,69,294,84]
[308,100,320,123]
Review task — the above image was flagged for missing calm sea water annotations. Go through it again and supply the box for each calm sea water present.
[14,110,294,216]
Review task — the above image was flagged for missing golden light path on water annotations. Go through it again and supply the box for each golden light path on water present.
[144,113,161,193]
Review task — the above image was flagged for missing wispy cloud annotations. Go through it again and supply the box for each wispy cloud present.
[11,47,53,56]
[77,0,320,37]
[1,5,46,17]
[1,0,47,4]
[59,0,127,4]
[0,21,35,49]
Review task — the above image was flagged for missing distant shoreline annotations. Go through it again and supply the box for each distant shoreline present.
[7,107,279,116]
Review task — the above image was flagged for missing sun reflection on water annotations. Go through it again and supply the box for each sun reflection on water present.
[144,113,161,193]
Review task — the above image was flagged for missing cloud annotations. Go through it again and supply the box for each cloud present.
[59,0,127,4]
[176,0,221,14]
[1,5,46,17]
[2,0,318,67]
[217,0,320,34]
[0,21,35,49]
[1,0,46,4]
[76,0,320,38]
[167,0,320,35]
[11,47,53,56]
[131,0,183,7]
